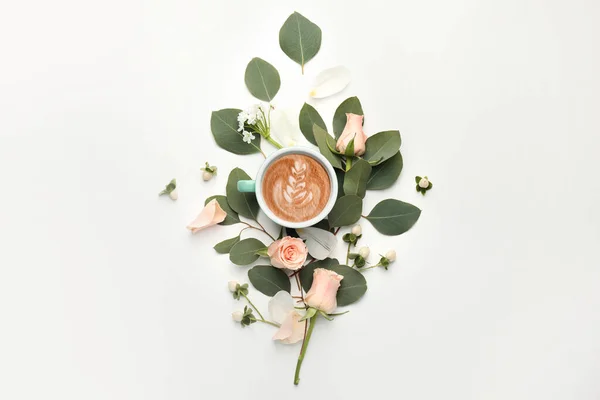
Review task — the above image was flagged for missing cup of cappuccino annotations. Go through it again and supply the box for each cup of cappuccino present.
[237,147,338,228]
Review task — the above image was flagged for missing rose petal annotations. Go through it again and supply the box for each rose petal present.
[296,227,337,260]
[309,66,351,99]
[268,291,295,325]
[270,107,304,147]
[186,199,226,233]
[272,311,305,344]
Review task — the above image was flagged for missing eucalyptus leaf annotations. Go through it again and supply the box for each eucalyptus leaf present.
[211,109,262,155]
[205,195,240,225]
[298,103,326,145]
[279,12,322,73]
[344,137,355,157]
[335,169,345,200]
[365,199,421,236]
[244,58,281,102]
[343,158,372,198]
[333,97,364,138]
[328,195,362,227]
[213,235,241,254]
[366,152,403,190]
[225,168,260,220]
[229,238,267,265]
[248,265,291,296]
[363,130,401,165]
[299,258,340,291]
[313,124,342,170]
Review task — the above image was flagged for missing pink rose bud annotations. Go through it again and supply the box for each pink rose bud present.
[336,113,367,156]
[267,237,308,271]
[305,268,344,314]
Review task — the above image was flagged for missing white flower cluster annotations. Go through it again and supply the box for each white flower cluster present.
[237,105,264,144]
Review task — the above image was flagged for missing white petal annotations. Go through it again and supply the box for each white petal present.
[270,107,306,147]
[310,66,352,99]
[297,227,337,260]
[268,291,295,324]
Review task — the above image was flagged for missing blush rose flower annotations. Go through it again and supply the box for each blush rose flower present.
[336,113,367,156]
[305,268,344,314]
[186,199,227,233]
[267,236,308,271]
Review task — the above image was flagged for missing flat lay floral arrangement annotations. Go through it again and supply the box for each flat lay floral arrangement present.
[161,11,432,385]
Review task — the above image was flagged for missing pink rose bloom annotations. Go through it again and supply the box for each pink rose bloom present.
[305,268,343,314]
[336,113,367,156]
[268,236,308,271]
[186,199,227,233]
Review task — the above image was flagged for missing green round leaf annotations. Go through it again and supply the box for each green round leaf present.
[248,265,291,296]
[229,238,267,265]
[343,158,372,198]
[363,130,401,165]
[299,103,326,145]
[211,109,262,155]
[299,258,339,292]
[205,195,240,225]
[313,124,342,170]
[328,195,362,227]
[365,199,421,236]
[366,152,403,190]
[213,235,241,254]
[279,12,322,73]
[225,168,259,220]
[335,169,345,200]
[244,58,281,102]
[333,97,364,138]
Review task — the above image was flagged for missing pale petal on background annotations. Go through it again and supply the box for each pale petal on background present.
[272,311,305,344]
[186,199,226,233]
[268,291,294,324]
[310,66,351,99]
[270,107,305,147]
[297,227,337,260]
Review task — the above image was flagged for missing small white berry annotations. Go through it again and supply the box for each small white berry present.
[385,250,397,262]
[232,311,243,322]
[418,177,430,189]
[228,281,239,292]
[202,171,213,181]
[358,246,370,259]
[351,224,362,236]
[168,189,178,200]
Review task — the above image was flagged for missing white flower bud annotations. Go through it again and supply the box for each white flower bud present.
[232,311,243,322]
[418,177,430,189]
[228,281,239,292]
[168,189,178,200]
[385,250,396,262]
[351,224,362,236]
[358,246,370,259]
[202,171,213,181]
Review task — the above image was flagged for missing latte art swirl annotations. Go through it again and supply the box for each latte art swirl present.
[262,155,331,223]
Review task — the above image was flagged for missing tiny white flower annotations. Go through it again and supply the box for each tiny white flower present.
[242,131,255,144]
[228,281,239,292]
[232,311,243,322]
[418,177,430,189]
[351,224,362,236]
[358,246,370,259]
[385,250,397,262]
[237,111,248,124]
[168,188,178,200]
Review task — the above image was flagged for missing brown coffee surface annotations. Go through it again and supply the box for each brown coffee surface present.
[262,154,331,223]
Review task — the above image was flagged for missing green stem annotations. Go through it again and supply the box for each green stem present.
[256,319,280,327]
[361,263,381,271]
[294,314,317,385]
[242,293,265,320]
[345,242,351,265]
[265,135,283,149]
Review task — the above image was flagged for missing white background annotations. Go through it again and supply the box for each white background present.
[1,0,599,399]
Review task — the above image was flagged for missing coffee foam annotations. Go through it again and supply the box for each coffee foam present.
[262,154,331,223]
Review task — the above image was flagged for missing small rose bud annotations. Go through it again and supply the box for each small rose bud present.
[385,250,397,262]
[168,188,178,200]
[358,246,370,259]
[232,311,243,322]
[418,177,430,189]
[228,281,239,292]
[202,171,213,181]
[351,225,362,236]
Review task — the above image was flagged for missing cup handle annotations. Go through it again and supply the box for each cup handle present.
[237,180,256,192]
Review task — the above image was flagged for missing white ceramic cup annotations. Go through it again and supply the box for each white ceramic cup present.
[237,147,338,228]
